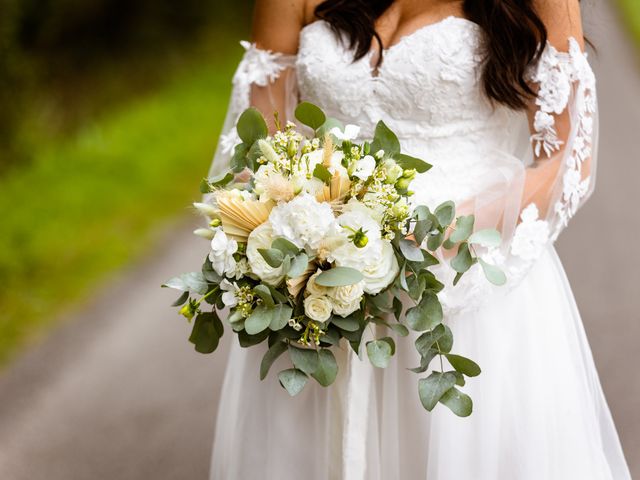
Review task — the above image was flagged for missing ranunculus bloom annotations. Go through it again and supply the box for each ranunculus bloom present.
[304,295,333,323]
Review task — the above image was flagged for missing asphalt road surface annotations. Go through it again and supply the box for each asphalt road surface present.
[0,1,638,478]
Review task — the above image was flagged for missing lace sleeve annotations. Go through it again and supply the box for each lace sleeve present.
[439,38,598,311]
[208,41,298,177]
[502,38,597,279]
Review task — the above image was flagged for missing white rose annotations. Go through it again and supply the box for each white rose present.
[209,230,238,277]
[304,295,333,323]
[334,241,399,294]
[305,269,332,297]
[246,222,285,286]
[268,194,339,251]
[332,298,361,318]
[352,155,376,180]
[337,203,382,244]
[329,280,364,304]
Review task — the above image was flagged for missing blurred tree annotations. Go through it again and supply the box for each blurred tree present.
[0,0,255,172]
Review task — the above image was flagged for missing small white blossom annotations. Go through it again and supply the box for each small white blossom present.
[330,124,360,141]
[352,155,377,180]
[209,230,238,276]
[220,279,240,308]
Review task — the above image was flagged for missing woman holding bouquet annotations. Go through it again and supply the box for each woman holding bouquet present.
[207,0,631,478]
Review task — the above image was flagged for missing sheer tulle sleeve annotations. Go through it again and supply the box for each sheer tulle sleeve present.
[208,41,298,177]
[462,38,597,285]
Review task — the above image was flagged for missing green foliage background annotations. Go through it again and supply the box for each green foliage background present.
[619,0,640,47]
[0,0,253,364]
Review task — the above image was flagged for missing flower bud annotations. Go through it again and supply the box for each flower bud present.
[193,228,215,239]
[258,139,280,164]
[374,149,385,160]
[209,218,222,228]
[287,139,298,158]
[179,301,197,320]
[402,169,417,179]
[382,160,403,184]
[395,177,412,191]
[350,227,369,248]
[193,202,217,217]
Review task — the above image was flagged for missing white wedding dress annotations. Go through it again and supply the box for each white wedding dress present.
[209,16,631,480]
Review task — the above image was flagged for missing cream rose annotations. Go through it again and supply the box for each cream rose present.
[334,241,399,295]
[246,222,285,286]
[329,280,364,305]
[332,298,361,318]
[304,295,333,323]
[305,269,332,297]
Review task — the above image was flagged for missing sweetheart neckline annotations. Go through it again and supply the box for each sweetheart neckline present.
[299,15,480,57]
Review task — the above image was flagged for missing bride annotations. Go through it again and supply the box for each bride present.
[208,0,631,478]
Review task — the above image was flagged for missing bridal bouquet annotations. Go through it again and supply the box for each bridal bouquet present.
[163,102,505,417]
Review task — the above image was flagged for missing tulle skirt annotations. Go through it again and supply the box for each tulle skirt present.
[210,247,630,479]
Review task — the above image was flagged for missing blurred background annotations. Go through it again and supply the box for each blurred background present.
[0,0,638,478]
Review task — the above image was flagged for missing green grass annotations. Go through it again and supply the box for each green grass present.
[619,0,640,46]
[0,53,238,365]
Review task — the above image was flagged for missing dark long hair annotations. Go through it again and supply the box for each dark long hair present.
[314,0,551,110]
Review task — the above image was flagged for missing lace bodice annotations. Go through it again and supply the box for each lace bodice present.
[296,17,517,152]
[211,16,597,314]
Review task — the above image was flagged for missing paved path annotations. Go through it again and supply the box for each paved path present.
[0,1,638,478]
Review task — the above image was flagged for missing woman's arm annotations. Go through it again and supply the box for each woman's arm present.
[249,0,306,130]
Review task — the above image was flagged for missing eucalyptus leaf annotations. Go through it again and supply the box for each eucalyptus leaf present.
[445,353,481,377]
[230,143,249,172]
[451,243,474,274]
[366,339,393,368]
[406,293,443,331]
[253,284,274,307]
[418,372,457,411]
[413,218,433,245]
[311,349,338,386]
[415,324,446,356]
[237,108,268,144]
[260,341,288,380]
[315,267,364,287]
[245,305,272,335]
[434,201,455,227]
[287,253,309,279]
[426,231,445,251]
[258,248,285,268]
[295,102,327,130]
[171,291,189,307]
[269,304,293,331]
[468,228,502,248]
[408,348,438,373]
[478,258,507,286]
[272,237,300,257]
[399,239,425,262]
[449,215,475,244]
[393,296,403,321]
[278,368,309,396]
[201,172,234,193]
[439,387,473,417]
[331,315,360,332]
[162,272,208,295]
[390,323,409,337]
[289,345,319,375]
[189,313,219,354]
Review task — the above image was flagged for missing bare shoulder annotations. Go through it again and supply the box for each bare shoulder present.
[251,0,308,53]
[535,0,584,49]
